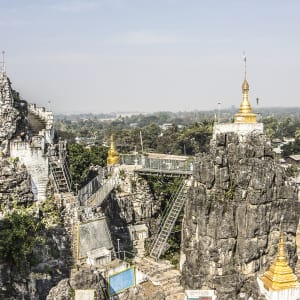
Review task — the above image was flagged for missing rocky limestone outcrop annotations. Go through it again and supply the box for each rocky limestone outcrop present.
[0,162,73,300]
[181,132,300,300]
[46,268,107,300]
[0,155,34,209]
[119,280,165,300]
[102,167,163,254]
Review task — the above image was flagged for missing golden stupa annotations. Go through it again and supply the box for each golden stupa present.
[107,135,119,166]
[234,57,257,124]
[260,233,299,291]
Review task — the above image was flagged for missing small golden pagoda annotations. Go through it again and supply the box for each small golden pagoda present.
[260,233,299,291]
[107,135,119,166]
[234,56,257,124]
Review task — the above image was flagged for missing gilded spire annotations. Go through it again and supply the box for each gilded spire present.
[234,55,257,124]
[107,134,119,166]
[260,233,299,291]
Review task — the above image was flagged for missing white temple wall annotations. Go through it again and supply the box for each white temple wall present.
[257,277,300,300]
[10,141,48,201]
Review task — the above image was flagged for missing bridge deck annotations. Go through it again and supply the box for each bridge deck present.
[135,168,192,176]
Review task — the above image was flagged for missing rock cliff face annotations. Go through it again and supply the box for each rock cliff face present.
[0,156,72,300]
[181,132,299,300]
[102,167,163,253]
[47,268,107,300]
[0,156,34,208]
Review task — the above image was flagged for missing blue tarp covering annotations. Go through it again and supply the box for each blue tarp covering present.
[109,267,135,296]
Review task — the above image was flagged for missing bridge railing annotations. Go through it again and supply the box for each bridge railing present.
[119,154,193,172]
[119,154,143,166]
[143,157,191,172]
[77,174,103,205]
[85,173,119,207]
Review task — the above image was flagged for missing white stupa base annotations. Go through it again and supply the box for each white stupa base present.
[213,122,264,139]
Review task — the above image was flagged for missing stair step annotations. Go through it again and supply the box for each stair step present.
[150,180,190,259]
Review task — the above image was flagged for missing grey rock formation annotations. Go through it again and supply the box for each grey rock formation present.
[0,156,34,208]
[119,280,165,300]
[47,268,107,300]
[181,132,299,300]
[102,168,163,254]
[0,165,72,300]
[0,72,20,146]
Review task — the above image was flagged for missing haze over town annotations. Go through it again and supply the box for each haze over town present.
[1,0,300,113]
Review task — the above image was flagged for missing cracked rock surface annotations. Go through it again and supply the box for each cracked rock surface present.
[181,132,299,300]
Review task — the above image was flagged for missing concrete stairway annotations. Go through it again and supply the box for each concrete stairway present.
[28,111,46,134]
[135,257,184,300]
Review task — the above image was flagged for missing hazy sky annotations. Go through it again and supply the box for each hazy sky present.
[1,0,299,113]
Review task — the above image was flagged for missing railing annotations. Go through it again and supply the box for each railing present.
[62,157,72,192]
[78,174,103,205]
[49,154,72,193]
[119,154,193,174]
[143,157,191,172]
[149,177,192,259]
[84,173,119,207]
[120,154,143,165]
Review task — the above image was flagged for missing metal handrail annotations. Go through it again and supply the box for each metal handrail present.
[85,173,119,207]
[149,177,191,259]
[119,154,193,173]
[78,174,103,204]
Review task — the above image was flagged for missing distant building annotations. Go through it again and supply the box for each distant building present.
[129,122,138,128]
[160,123,173,130]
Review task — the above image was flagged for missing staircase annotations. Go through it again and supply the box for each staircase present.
[49,156,72,193]
[150,177,192,260]
[28,111,47,134]
[135,257,184,300]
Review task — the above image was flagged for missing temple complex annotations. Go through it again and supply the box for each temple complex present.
[0,58,299,299]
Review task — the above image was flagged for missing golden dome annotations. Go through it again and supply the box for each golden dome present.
[234,78,257,123]
[260,233,299,291]
[107,135,119,166]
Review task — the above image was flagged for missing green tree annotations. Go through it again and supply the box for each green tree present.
[281,140,300,157]
[68,144,108,189]
[262,116,278,138]
[0,210,41,270]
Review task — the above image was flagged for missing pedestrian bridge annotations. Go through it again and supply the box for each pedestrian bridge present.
[120,153,193,176]
[76,152,194,260]
[77,152,193,206]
